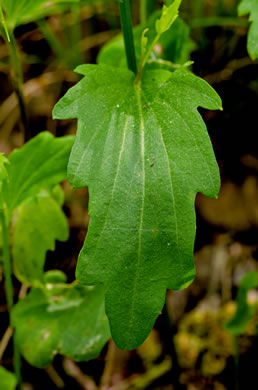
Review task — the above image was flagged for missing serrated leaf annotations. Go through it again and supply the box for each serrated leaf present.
[238,0,258,59]
[12,282,110,367]
[155,0,182,35]
[98,14,194,70]
[2,131,74,220]
[0,367,17,390]
[53,64,221,349]
[225,271,258,336]
[12,190,69,285]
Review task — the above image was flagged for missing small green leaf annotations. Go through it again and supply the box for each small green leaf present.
[238,0,258,59]
[0,367,17,390]
[225,271,258,336]
[155,0,182,35]
[12,282,110,367]
[3,131,74,220]
[53,64,221,349]
[12,190,69,285]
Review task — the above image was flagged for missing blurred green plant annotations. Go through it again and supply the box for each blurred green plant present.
[12,275,110,367]
[238,0,258,59]
[225,271,258,336]
[0,366,17,390]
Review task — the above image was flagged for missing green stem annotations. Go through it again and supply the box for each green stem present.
[0,208,22,388]
[37,19,69,66]
[147,0,155,16]
[0,208,13,312]
[191,17,249,29]
[192,0,203,19]
[5,30,30,141]
[119,0,137,74]
[140,0,147,24]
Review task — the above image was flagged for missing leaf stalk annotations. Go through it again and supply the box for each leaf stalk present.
[4,30,30,141]
[0,207,22,388]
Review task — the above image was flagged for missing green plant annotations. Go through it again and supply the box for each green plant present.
[0,131,111,383]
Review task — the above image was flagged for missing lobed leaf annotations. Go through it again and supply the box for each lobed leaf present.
[53,64,221,349]
[238,0,258,59]
[2,131,74,220]
[0,367,17,390]
[225,271,258,335]
[12,190,69,285]
[12,282,110,367]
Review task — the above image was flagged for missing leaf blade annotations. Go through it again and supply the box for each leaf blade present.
[53,64,221,349]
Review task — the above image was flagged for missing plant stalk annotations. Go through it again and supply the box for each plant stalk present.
[0,208,22,388]
[119,0,137,74]
[140,0,147,25]
[191,16,249,29]
[0,209,13,312]
[5,30,30,141]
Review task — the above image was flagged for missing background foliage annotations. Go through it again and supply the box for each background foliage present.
[0,0,258,389]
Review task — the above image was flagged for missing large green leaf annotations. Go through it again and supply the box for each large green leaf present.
[53,64,221,349]
[0,367,17,390]
[98,13,195,69]
[12,279,110,367]
[239,0,258,59]
[2,131,74,220]
[225,271,258,336]
[12,190,69,285]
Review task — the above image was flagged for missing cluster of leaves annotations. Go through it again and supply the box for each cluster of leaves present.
[0,133,110,378]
